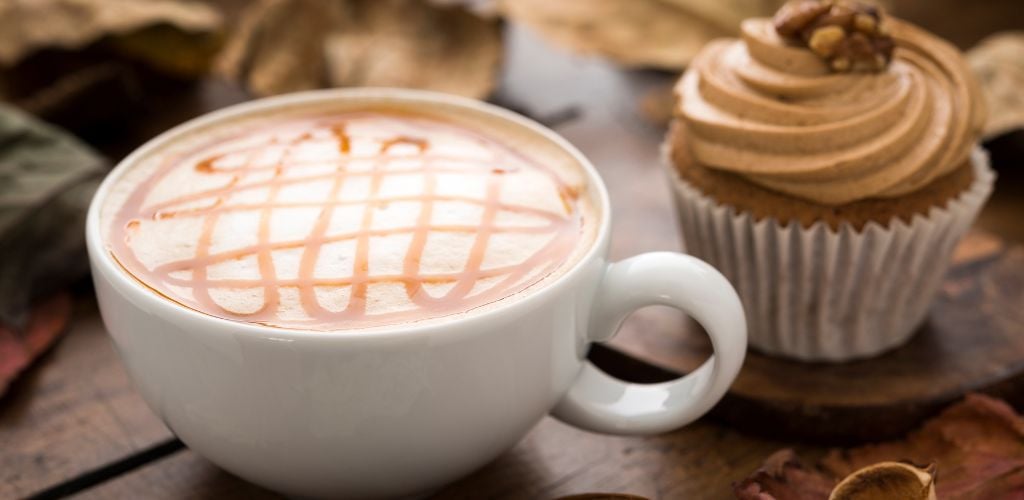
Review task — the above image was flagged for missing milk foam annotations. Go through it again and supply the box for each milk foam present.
[101,104,597,330]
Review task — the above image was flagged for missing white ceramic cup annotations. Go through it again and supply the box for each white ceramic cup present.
[85,89,747,499]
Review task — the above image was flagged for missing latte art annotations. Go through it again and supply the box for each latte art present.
[104,111,592,329]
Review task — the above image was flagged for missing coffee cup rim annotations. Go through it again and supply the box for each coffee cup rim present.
[86,87,612,340]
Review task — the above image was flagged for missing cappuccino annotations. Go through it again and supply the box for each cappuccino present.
[101,104,597,330]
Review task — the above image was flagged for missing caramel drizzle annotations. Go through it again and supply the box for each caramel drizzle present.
[110,113,583,329]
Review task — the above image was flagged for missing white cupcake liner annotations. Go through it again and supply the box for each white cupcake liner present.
[666,147,995,362]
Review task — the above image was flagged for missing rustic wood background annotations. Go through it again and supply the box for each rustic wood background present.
[2,23,1022,500]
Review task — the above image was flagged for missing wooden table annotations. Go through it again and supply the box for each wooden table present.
[2,25,1021,500]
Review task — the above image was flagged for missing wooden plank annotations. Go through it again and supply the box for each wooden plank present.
[593,223,1024,445]
[72,417,789,500]
[69,449,278,500]
[435,418,787,499]
[16,16,1024,499]
[711,240,1024,443]
[0,299,172,499]
[55,233,1024,498]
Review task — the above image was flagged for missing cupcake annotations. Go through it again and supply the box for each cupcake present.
[665,0,994,361]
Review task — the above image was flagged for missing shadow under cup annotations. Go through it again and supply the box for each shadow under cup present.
[85,88,746,499]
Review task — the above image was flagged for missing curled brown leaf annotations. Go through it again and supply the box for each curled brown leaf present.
[500,0,788,69]
[821,394,1024,499]
[733,449,835,500]
[325,0,501,99]
[736,394,1024,499]
[967,31,1024,138]
[0,0,222,73]
[215,0,342,97]
[217,0,501,99]
[0,0,223,134]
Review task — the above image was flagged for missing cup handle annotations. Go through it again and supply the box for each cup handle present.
[552,252,747,435]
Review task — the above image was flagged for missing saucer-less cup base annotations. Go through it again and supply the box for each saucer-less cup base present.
[86,89,747,499]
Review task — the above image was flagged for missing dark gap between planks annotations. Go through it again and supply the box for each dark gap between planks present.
[25,439,185,500]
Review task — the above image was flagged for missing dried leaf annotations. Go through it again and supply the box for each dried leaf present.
[324,0,502,99]
[0,0,222,74]
[0,104,106,329]
[216,0,342,96]
[500,0,788,69]
[736,395,1024,499]
[886,0,1021,50]
[555,495,650,500]
[107,23,224,79]
[828,462,936,500]
[0,0,222,135]
[822,394,1024,499]
[0,293,73,398]
[218,0,502,99]
[967,32,1024,138]
[427,0,501,17]
[656,0,794,33]
[734,449,836,500]
[3,58,146,135]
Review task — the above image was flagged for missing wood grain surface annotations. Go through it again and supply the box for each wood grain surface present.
[606,231,1024,445]
[2,20,1022,500]
[72,415,789,500]
[712,236,1024,443]
[0,301,172,499]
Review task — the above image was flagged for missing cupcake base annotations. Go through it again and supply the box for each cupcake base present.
[666,144,996,362]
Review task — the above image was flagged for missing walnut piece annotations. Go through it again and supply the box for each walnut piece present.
[773,0,894,73]
[809,25,845,56]
[774,1,830,37]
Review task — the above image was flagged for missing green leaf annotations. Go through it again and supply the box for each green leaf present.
[0,104,107,329]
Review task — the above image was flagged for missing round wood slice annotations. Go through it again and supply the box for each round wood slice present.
[594,231,1024,444]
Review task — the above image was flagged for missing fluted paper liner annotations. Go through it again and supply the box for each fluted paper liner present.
[667,148,995,362]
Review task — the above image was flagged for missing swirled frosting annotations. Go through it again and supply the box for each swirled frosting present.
[675,17,986,205]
